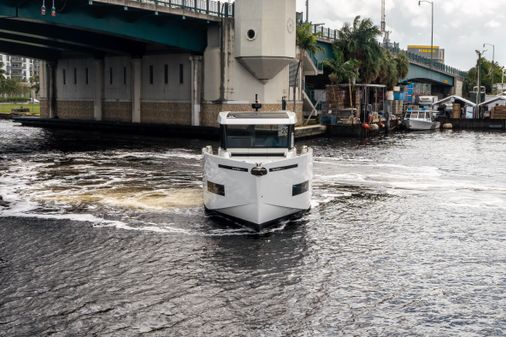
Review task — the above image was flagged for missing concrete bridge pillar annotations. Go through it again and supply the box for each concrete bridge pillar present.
[190,55,202,126]
[48,62,57,119]
[94,58,104,121]
[131,57,142,123]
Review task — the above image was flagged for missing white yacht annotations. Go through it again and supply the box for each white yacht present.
[403,109,441,131]
[202,111,313,231]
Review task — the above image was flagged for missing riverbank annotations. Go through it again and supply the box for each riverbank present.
[0,103,40,120]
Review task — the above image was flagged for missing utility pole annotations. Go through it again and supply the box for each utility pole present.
[483,43,495,92]
[475,50,483,117]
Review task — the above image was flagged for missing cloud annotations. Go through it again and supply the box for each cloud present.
[297,0,506,70]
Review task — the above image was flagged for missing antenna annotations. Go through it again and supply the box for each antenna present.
[380,0,386,33]
[380,0,391,47]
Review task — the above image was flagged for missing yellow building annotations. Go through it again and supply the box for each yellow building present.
[407,45,445,64]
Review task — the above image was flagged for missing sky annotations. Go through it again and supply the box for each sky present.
[295,0,505,71]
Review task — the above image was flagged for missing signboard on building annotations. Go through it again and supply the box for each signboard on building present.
[407,45,445,64]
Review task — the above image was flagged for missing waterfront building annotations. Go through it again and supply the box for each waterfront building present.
[0,54,40,81]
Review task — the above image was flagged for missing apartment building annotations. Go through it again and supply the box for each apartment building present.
[0,54,40,81]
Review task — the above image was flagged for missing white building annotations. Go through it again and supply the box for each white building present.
[0,54,40,81]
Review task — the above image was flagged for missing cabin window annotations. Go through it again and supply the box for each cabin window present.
[109,67,113,85]
[207,181,225,196]
[179,64,184,84]
[63,69,66,85]
[73,68,77,85]
[149,65,154,85]
[123,66,127,85]
[85,68,89,85]
[164,64,169,84]
[292,181,309,196]
[221,124,294,149]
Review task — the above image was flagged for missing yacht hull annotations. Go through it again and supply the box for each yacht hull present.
[404,119,441,131]
[203,150,312,230]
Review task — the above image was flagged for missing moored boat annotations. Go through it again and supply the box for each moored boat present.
[403,109,441,131]
[202,111,312,231]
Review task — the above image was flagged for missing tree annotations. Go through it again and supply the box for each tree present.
[335,16,383,84]
[323,45,360,107]
[464,58,503,96]
[294,22,322,111]
[394,52,409,80]
[374,50,408,90]
[0,61,5,80]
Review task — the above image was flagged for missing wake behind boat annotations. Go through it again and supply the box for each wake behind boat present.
[202,111,313,231]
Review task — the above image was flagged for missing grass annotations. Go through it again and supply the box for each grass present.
[0,103,40,116]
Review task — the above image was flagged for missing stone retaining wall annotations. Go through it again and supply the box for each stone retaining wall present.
[141,102,191,125]
[55,100,94,120]
[103,101,132,122]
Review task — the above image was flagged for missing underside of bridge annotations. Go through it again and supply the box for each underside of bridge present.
[0,0,212,59]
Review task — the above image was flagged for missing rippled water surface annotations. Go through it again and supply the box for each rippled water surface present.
[1,120,506,336]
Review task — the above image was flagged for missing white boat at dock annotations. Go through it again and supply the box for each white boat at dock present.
[202,111,313,231]
[403,109,441,131]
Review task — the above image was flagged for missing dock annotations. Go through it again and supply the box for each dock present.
[13,118,328,140]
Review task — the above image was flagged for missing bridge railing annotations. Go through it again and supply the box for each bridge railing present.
[112,0,234,17]
[312,23,467,78]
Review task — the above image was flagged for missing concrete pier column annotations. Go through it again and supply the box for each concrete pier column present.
[39,61,48,117]
[190,55,202,126]
[131,58,142,123]
[94,58,104,121]
[47,61,57,119]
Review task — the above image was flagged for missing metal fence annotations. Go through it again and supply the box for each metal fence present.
[101,0,234,18]
[312,24,467,78]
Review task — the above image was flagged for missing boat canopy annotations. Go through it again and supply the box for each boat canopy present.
[218,111,297,126]
[478,95,506,108]
[432,95,476,107]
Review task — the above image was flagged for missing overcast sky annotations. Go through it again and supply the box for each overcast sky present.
[295,0,504,71]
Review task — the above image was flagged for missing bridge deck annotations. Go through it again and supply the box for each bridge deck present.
[93,0,233,21]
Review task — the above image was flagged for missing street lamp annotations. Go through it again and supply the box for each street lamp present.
[418,0,434,69]
[483,43,496,92]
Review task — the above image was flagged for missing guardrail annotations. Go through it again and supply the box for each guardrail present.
[312,24,466,78]
[95,0,234,18]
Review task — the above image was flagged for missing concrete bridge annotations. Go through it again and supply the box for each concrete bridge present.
[0,0,466,130]
[0,0,299,127]
[312,26,466,97]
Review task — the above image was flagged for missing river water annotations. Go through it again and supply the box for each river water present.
[1,120,505,336]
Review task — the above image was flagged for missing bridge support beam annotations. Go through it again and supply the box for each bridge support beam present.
[131,58,142,123]
[190,55,202,126]
[48,62,57,119]
[94,59,104,121]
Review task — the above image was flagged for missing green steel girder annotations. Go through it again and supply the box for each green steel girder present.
[0,30,107,58]
[0,19,147,56]
[0,0,209,53]
[404,63,454,86]
[313,41,456,87]
[0,40,60,60]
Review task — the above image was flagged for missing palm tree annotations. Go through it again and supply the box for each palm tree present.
[323,46,360,107]
[394,52,409,80]
[375,50,409,90]
[294,22,322,111]
[335,16,382,84]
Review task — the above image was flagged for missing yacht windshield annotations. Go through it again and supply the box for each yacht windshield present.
[222,124,294,149]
